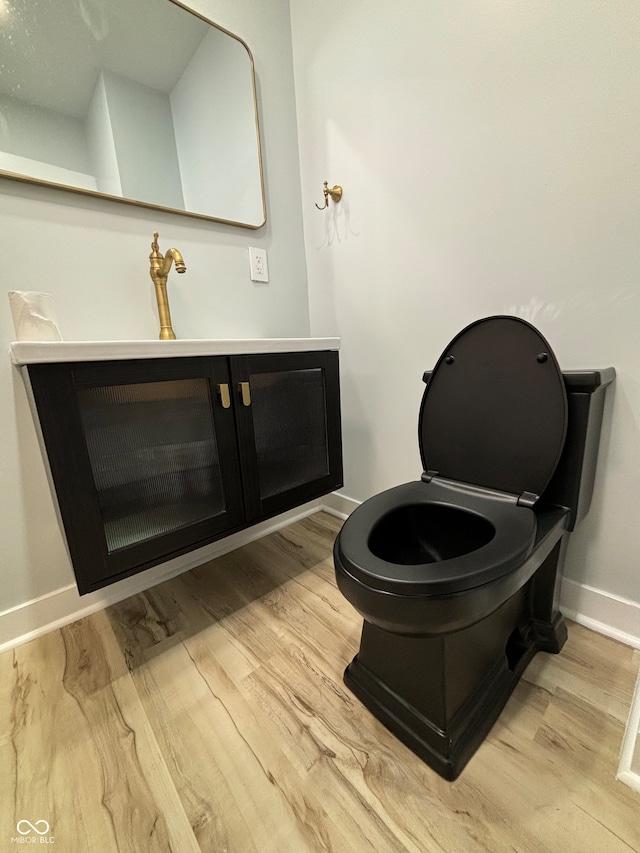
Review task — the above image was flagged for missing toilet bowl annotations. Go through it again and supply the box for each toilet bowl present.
[334,315,615,779]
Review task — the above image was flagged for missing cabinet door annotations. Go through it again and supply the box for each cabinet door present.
[28,357,244,593]
[230,351,343,519]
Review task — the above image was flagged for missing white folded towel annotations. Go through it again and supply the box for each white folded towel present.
[8,291,63,342]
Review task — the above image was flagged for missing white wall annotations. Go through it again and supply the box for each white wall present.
[171,26,263,225]
[0,0,308,614]
[86,72,123,197]
[0,151,96,191]
[102,70,185,210]
[290,0,640,606]
[0,93,91,174]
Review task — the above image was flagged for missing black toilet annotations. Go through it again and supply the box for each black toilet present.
[334,315,614,779]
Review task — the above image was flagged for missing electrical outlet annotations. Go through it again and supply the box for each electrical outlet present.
[248,247,269,282]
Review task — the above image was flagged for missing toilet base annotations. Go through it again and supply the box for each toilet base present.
[344,571,567,780]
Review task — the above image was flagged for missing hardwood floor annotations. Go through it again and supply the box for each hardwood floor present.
[1,511,638,852]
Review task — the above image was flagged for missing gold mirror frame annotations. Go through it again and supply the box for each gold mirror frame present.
[0,0,266,229]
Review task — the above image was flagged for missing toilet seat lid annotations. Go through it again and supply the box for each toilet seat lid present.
[419,315,568,499]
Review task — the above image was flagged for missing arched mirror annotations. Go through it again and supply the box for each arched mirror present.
[0,0,266,228]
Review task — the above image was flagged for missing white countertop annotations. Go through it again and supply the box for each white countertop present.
[10,337,341,365]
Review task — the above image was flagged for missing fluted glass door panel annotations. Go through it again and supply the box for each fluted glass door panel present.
[250,368,329,499]
[77,378,224,552]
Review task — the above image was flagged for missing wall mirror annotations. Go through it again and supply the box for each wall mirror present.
[0,0,266,228]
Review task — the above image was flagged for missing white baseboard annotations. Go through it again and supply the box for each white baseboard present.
[559,577,640,650]
[616,769,640,794]
[0,499,322,655]
[321,491,359,519]
[558,577,640,793]
[617,670,640,794]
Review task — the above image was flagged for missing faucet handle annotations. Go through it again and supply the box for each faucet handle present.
[150,231,161,257]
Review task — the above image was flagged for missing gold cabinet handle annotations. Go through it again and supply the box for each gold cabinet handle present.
[238,381,251,407]
[216,383,231,409]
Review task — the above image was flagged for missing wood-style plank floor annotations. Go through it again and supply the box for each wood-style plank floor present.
[1,512,638,852]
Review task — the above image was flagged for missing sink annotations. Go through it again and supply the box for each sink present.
[10,337,340,365]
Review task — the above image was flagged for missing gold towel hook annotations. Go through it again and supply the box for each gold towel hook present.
[315,181,343,210]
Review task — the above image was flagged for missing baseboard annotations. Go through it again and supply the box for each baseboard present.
[616,769,640,794]
[559,577,640,650]
[0,499,322,655]
[562,579,640,793]
[321,491,360,519]
[617,670,640,794]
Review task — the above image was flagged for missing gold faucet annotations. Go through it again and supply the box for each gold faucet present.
[149,231,186,340]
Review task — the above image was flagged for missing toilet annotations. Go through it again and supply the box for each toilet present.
[334,315,615,779]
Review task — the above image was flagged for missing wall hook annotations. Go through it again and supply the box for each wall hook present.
[315,181,343,210]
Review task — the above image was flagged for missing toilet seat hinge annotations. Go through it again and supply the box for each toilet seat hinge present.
[421,469,439,483]
[517,491,539,508]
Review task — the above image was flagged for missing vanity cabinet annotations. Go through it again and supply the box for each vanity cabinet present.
[26,350,342,594]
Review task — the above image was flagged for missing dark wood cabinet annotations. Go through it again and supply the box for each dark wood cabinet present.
[231,351,343,520]
[27,350,342,594]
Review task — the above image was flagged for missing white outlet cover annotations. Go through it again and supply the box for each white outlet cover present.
[249,247,269,282]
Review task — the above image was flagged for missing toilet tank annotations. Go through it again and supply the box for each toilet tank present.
[421,367,615,532]
[541,369,615,531]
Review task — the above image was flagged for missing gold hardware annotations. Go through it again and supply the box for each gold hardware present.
[238,381,251,406]
[315,181,343,210]
[149,231,186,340]
[216,383,231,409]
